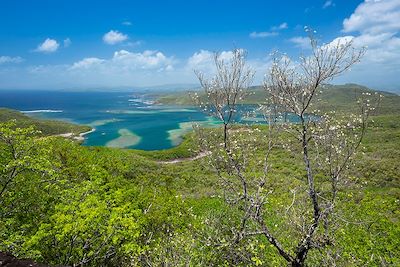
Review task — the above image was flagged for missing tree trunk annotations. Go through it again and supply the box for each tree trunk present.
[223,123,228,149]
[291,260,305,267]
[291,250,308,267]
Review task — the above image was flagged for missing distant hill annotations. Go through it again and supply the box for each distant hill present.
[155,83,400,115]
[0,108,91,135]
[314,84,400,115]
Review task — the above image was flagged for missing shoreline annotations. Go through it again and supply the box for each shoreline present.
[76,128,96,141]
[79,128,96,137]
[56,128,95,141]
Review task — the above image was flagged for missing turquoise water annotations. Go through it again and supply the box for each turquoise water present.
[0,90,311,150]
[0,90,221,150]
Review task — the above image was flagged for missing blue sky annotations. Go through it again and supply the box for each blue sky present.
[0,0,399,92]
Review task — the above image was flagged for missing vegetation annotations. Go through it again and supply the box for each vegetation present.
[156,83,400,114]
[0,94,399,266]
[0,108,91,136]
[132,132,198,161]
[0,45,399,267]
[189,35,396,267]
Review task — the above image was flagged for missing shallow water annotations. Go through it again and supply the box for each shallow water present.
[0,90,311,150]
[0,90,219,150]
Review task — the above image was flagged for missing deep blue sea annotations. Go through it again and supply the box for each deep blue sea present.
[0,90,218,150]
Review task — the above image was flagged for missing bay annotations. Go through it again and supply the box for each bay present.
[0,90,216,150]
[0,90,310,150]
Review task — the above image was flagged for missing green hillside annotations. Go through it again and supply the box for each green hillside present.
[0,108,91,135]
[156,83,400,115]
[0,85,399,266]
[154,91,195,105]
[315,84,400,114]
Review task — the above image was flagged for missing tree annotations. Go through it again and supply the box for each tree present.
[0,121,61,258]
[194,48,255,148]
[0,121,54,203]
[195,33,378,266]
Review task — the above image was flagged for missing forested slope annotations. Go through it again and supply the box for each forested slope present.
[0,108,90,135]
[0,85,399,266]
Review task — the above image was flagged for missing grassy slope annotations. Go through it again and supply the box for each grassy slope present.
[315,84,400,114]
[147,84,400,265]
[156,83,400,114]
[130,85,400,212]
[0,108,91,135]
[1,85,399,265]
[153,91,195,106]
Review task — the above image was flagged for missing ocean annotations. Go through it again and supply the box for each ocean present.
[0,90,221,150]
[0,90,306,150]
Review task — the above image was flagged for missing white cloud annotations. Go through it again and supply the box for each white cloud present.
[289,36,311,49]
[333,0,400,91]
[6,0,400,92]
[1,47,271,89]
[285,1,400,91]
[186,50,213,70]
[63,38,71,47]
[111,50,174,70]
[186,49,268,83]
[343,0,400,34]
[251,22,287,39]
[218,50,238,61]
[70,57,105,70]
[15,49,178,88]
[186,50,239,72]
[323,1,335,9]
[103,30,128,45]
[271,22,288,31]
[69,50,174,74]
[36,38,60,53]
[0,56,24,64]
[250,31,279,38]
[323,36,355,50]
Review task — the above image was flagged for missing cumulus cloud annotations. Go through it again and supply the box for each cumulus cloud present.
[103,30,128,45]
[0,56,24,64]
[187,50,214,69]
[1,47,271,89]
[70,57,105,70]
[186,50,241,73]
[343,0,400,34]
[14,49,178,88]
[323,36,355,50]
[36,38,60,53]
[111,50,174,70]
[289,36,311,49]
[69,50,174,73]
[333,0,400,91]
[286,1,400,91]
[6,0,400,92]
[186,49,269,83]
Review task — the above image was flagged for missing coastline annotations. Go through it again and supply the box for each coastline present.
[76,128,96,141]
[79,128,96,137]
[57,128,95,141]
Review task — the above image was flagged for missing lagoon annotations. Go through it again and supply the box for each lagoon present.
[0,90,310,150]
[0,90,220,150]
